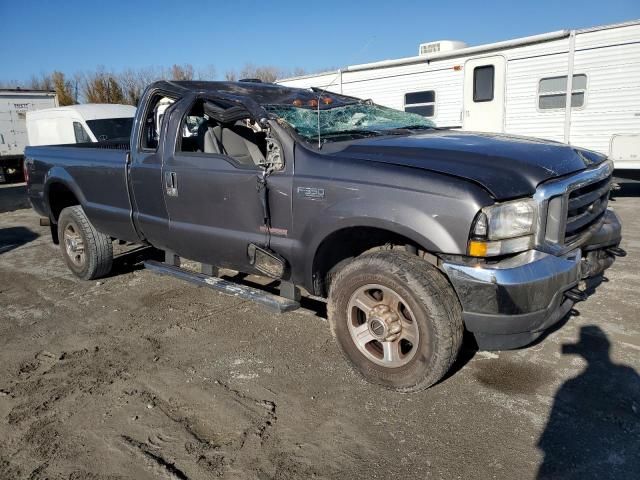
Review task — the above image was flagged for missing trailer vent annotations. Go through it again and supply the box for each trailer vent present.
[418,40,467,56]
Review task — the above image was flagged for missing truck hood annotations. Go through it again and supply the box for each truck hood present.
[329,130,607,199]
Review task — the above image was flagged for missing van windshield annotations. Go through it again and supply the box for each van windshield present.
[86,117,134,141]
[266,103,435,142]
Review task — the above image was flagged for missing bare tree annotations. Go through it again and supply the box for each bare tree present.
[0,79,21,89]
[29,73,53,91]
[239,63,281,83]
[82,68,125,104]
[170,64,194,81]
[195,64,217,81]
[290,67,307,77]
[118,68,143,105]
[3,59,319,104]
[51,71,75,105]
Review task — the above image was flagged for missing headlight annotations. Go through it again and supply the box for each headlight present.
[468,199,537,257]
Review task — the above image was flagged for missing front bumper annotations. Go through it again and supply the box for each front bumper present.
[442,209,622,350]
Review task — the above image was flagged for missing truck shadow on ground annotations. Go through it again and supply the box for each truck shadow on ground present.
[107,246,165,277]
[0,183,29,213]
[536,325,640,479]
[0,226,39,255]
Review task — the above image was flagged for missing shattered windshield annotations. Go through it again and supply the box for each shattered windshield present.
[265,102,435,142]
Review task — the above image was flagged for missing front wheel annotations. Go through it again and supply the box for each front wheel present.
[58,205,113,280]
[327,251,463,392]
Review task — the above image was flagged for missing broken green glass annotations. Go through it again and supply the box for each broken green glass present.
[266,103,435,142]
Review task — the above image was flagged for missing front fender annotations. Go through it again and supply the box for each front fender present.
[306,197,460,253]
[300,195,473,288]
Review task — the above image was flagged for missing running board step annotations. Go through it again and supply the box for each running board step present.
[144,260,300,313]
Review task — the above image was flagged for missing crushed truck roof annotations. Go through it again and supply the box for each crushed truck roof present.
[151,80,360,109]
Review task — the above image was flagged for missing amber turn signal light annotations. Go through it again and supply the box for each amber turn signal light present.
[468,240,488,257]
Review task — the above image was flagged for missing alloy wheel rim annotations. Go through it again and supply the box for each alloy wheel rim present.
[63,223,85,268]
[347,284,420,368]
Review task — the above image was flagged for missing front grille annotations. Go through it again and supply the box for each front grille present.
[563,175,611,245]
[536,160,614,255]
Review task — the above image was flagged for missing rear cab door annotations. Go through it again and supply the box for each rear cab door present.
[129,89,179,248]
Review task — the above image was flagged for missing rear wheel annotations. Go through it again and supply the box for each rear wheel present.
[327,251,463,392]
[58,205,113,280]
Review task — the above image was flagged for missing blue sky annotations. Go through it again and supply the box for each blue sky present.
[1,0,638,82]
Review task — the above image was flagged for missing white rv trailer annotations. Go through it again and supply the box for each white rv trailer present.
[0,89,58,182]
[278,20,640,175]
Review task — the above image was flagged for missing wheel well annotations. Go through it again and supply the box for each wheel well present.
[48,183,80,222]
[312,227,434,297]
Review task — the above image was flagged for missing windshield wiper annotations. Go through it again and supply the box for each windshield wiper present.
[320,129,383,139]
[399,124,436,130]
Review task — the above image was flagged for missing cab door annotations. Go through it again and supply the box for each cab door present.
[463,56,506,132]
[160,99,293,272]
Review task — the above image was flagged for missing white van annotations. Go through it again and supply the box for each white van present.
[26,104,136,146]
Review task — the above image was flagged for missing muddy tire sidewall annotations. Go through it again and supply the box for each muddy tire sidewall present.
[57,206,113,280]
[328,251,463,392]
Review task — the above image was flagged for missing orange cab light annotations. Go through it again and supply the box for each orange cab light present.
[308,99,318,107]
[322,97,333,105]
[292,99,303,106]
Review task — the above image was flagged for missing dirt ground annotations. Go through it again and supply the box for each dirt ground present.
[1,182,638,480]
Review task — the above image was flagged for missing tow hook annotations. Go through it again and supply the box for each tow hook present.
[565,288,588,303]
[606,246,626,257]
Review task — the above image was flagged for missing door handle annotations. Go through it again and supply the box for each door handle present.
[165,171,178,197]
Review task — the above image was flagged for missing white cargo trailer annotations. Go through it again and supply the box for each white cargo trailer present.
[0,89,58,182]
[278,20,640,176]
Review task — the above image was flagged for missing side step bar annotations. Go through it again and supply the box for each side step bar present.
[144,260,300,313]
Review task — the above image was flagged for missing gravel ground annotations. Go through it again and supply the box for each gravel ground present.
[0,182,638,480]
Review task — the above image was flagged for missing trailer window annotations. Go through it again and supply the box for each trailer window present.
[538,74,587,110]
[73,122,92,143]
[473,66,494,102]
[404,90,436,117]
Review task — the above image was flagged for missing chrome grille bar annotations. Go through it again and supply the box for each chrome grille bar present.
[534,160,614,255]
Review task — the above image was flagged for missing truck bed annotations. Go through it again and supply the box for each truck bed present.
[25,142,139,242]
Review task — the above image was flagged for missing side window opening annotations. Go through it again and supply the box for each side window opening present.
[177,98,267,168]
[73,121,92,143]
[538,74,587,110]
[141,94,175,150]
[473,65,495,102]
[404,90,436,117]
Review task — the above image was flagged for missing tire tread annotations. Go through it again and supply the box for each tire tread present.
[58,205,113,280]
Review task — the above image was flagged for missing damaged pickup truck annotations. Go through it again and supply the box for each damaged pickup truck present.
[25,80,623,391]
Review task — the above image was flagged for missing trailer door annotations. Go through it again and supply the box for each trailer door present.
[463,56,506,132]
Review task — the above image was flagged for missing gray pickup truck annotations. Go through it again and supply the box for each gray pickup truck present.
[25,80,623,391]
